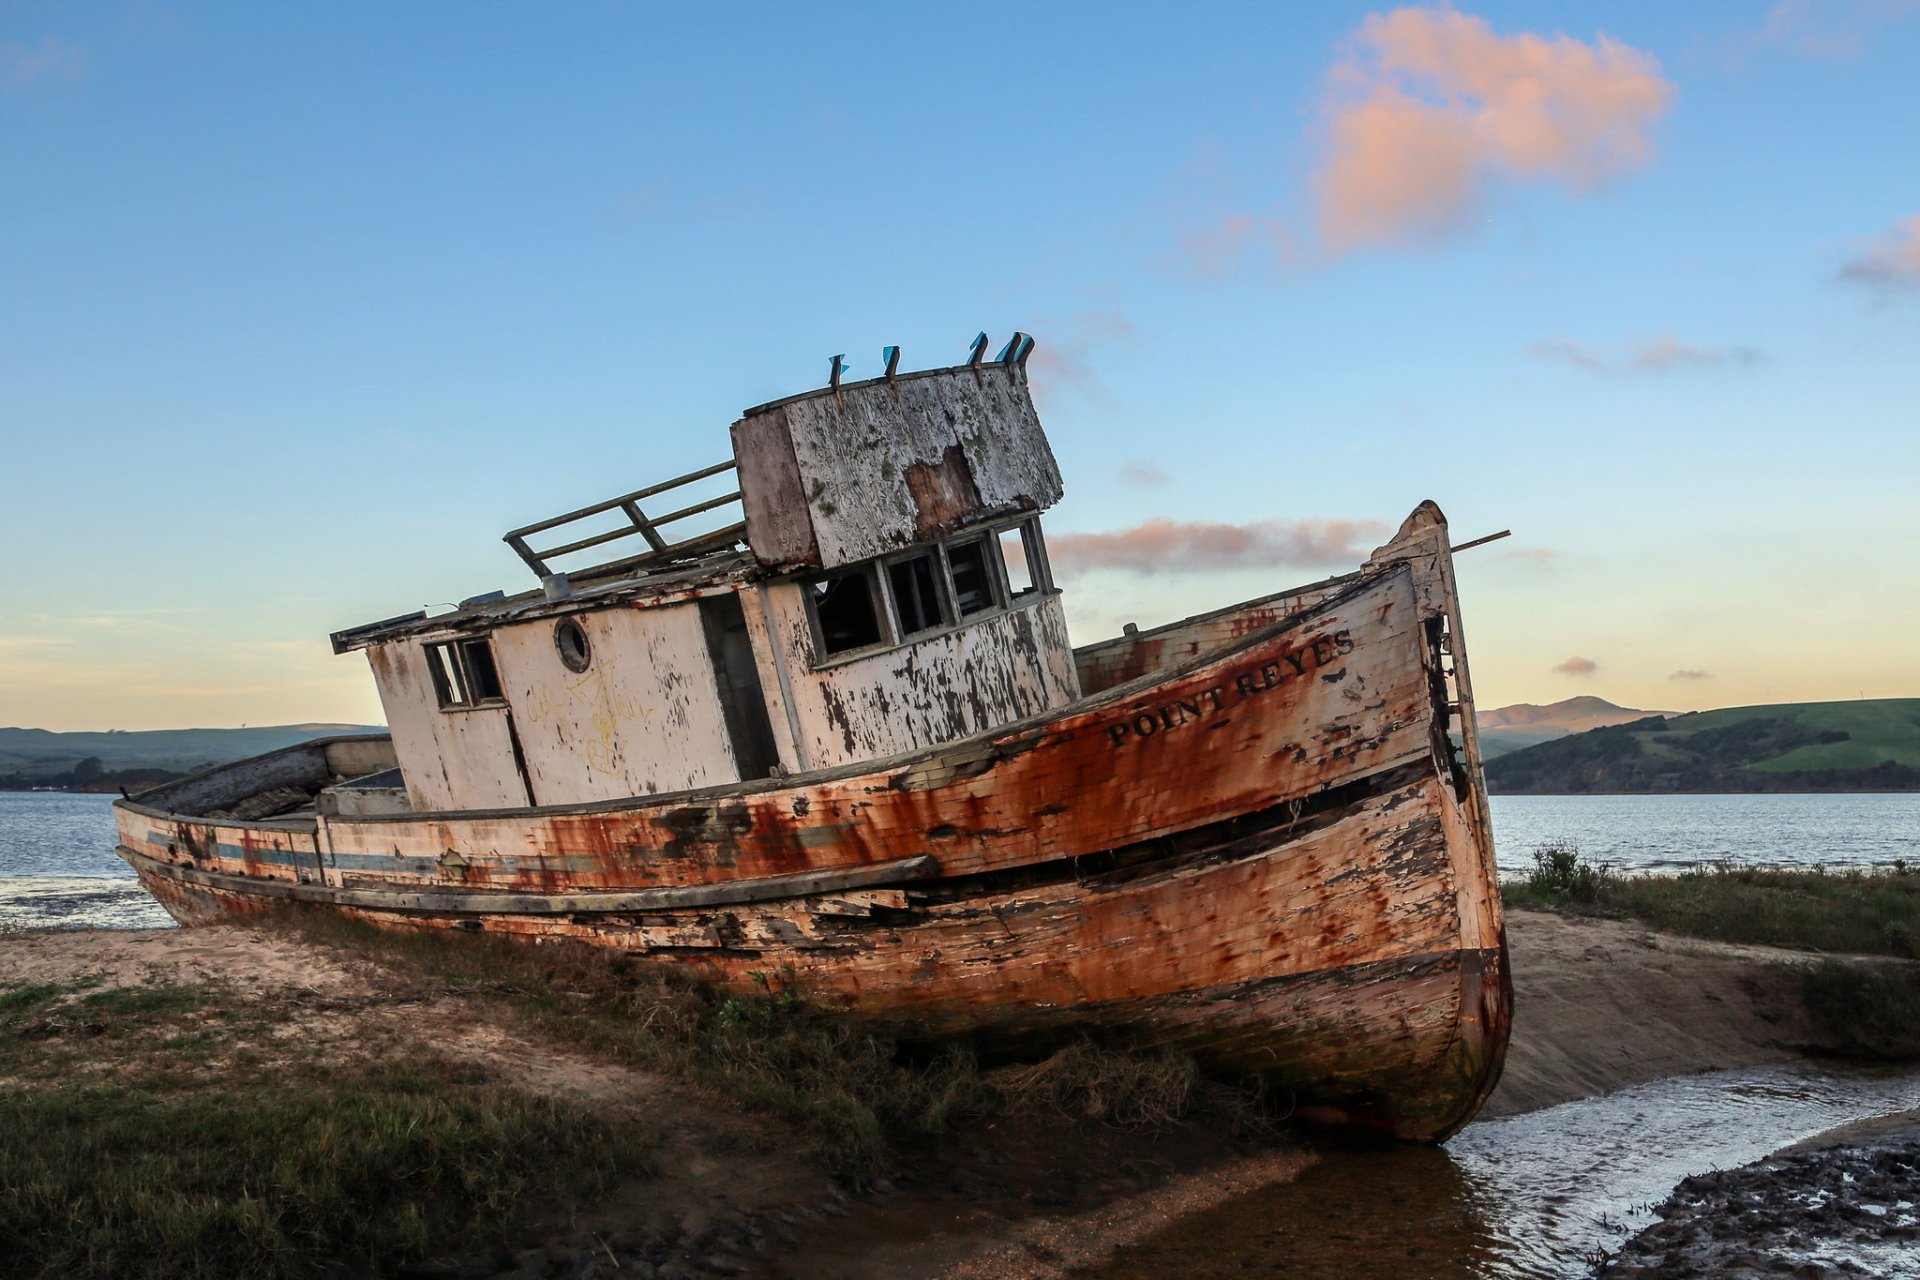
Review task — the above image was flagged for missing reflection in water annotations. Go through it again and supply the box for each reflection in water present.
[0,875,174,931]
[1087,1063,1920,1279]
[1090,1141,1503,1279]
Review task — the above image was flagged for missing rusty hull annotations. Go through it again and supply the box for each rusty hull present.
[115,504,1510,1141]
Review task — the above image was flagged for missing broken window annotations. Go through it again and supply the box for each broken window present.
[998,519,1050,598]
[425,638,506,709]
[809,567,885,656]
[946,537,998,617]
[888,551,950,637]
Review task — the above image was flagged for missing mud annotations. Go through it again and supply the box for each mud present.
[1599,1121,1920,1279]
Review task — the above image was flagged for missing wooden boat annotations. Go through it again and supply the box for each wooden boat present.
[114,336,1510,1141]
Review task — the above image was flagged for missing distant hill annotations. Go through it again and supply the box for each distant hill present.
[0,724,384,787]
[1476,697,1667,760]
[1485,698,1920,794]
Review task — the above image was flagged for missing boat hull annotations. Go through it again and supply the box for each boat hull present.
[116,506,1510,1140]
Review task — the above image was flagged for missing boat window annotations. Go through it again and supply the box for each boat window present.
[460,640,504,701]
[888,551,950,637]
[945,537,998,617]
[999,521,1048,598]
[810,567,885,655]
[425,643,468,706]
[425,638,507,709]
[555,618,592,672]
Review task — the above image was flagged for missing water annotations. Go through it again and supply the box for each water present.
[0,791,173,930]
[1,791,1915,930]
[1490,791,1920,875]
[1094,1063,1920,1278]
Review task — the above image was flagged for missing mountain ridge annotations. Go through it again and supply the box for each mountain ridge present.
[1475,696,1666,759]
[1484,697,1920,793]
[0,724,385,784]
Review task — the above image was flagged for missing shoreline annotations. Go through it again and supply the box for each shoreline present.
[1,911,1911,1278]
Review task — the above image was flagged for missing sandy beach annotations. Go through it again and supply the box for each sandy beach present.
[0,910,1907,1278]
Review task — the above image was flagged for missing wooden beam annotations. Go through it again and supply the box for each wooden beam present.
[121,846,940,915]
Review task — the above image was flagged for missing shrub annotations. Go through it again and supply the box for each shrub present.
[1523,846,1613,904]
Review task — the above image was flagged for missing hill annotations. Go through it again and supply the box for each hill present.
[1485,698,1920,794]
[0,724,384,788]
[1476,697,1667,759]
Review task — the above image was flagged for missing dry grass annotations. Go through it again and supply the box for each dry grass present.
[1504,848,1920,959]
[286,914,1282,1174]
[0,973,651,1280]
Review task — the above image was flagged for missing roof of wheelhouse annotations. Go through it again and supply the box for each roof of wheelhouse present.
[330,336,1058,655]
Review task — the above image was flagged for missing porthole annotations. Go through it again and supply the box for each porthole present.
[555,618,592,672]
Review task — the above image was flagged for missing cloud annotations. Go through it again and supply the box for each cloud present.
[1312,8,1672,254]
[1669,669,1713,681]
[1528,335,1763,375]
[1026,303,1137,404]
[0,36,86,89]
[1751,0,1920,59]
[1179,214,1301,279]
[1050,517,1389,573]
[1551,655,1598,677]
[1118,461,1169,487]
[1839,214,1920,293]
[1498,547,1557,567]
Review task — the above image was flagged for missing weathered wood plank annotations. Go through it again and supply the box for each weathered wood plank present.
[733,364,1062,571]
[123,847,940,914]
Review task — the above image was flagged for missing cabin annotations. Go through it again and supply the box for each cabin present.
[329,339,1084,814]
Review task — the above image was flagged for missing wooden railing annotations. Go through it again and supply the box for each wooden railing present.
[502,460,745,578]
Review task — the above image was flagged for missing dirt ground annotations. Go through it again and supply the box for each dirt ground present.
[0,911,1861,1279]
[1484,908,1824,1117]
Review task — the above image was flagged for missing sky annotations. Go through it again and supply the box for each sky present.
[3,1,1917,732]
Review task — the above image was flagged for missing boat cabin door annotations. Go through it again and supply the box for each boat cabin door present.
[698,595,781,780]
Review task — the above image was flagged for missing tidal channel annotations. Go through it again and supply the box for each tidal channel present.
[1086,1062,1920,1278]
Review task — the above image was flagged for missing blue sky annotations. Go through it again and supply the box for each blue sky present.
[3,1,1917,730]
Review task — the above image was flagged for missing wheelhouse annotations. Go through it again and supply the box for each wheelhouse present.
[329,340,1082,813]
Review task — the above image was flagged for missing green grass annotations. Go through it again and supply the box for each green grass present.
[1503,848,1920,959]
[1487,698,1920,792]
[1654,698,1920,773]
[288,915,1274,1176]
[1746,700,1920,772]
[0,976,651,1280]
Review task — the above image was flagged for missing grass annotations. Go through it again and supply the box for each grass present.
[1503,847,1920,959]
[0,975,651,1280]
[1505,847,1920,1062]
[1800,959,1920,1060]
[0,918,1276,1280]
[288,914,1276,1176]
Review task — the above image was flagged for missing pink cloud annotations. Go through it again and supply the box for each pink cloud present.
[1839,214,1920,293]
[1552,655,1599,677]
[1313,8,1673,253]
[1669,669,1713,681]
[1,36,86,88]
[1179,214,1301,279]
[1529,335,1763,374]
[1118,461,1169,487]
[1026,303,1136,404]
[1050,517,1389,573]
[1751,1,1920,59]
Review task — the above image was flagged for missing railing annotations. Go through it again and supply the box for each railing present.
[502,460,746,579]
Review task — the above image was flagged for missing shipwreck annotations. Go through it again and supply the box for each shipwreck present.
[115,334,1511,1140]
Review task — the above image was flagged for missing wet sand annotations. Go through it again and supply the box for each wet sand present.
[0,911,1895,1279]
